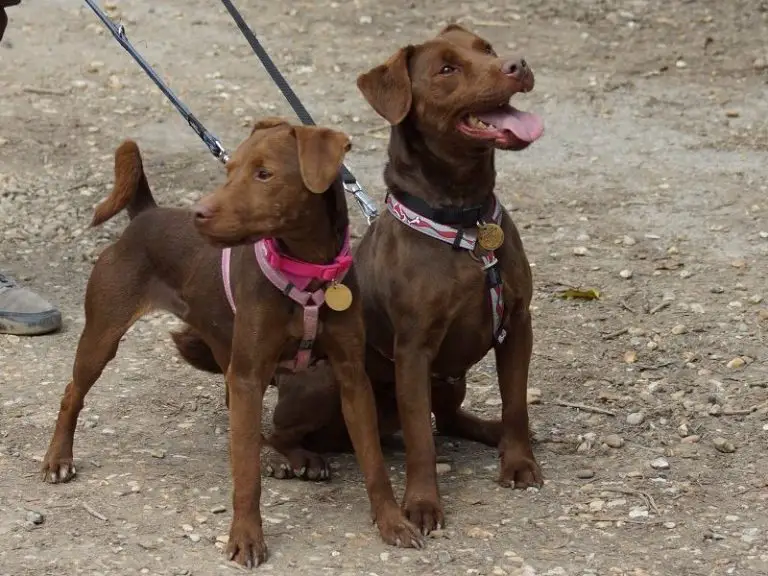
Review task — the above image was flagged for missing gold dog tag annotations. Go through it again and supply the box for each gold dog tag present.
[325,283,353,311]
[477,223,504,251]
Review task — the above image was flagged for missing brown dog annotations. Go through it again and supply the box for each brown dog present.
[168,24,544,536]
[41,118,421,568]
[353,23,545,532]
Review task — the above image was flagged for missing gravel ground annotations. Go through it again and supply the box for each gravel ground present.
[1,1,767,575]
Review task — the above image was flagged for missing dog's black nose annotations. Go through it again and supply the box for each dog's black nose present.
[502,58,528,79]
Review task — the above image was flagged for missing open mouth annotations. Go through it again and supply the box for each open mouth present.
[458,103,544,149]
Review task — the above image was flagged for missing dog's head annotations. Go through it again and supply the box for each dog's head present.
[193,117,351,247]
[357,24,543,152]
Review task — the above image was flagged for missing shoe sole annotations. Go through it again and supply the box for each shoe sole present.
[0,310,63,336]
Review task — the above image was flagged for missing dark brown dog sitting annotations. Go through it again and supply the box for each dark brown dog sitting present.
[169,25,544,536]
[41,118,422,568]
[353,23,545,532]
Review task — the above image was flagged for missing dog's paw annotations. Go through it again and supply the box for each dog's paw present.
[227,518,268,569]
[402,494,444,536]
[499,451,543,489]
[264,448,330,482]
[375,504,424,549]
[41,457,77,484]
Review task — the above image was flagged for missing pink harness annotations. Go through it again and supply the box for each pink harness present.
[386,193,507,344]
[221,230,353,371]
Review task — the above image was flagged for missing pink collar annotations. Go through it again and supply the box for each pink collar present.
[260,229,353,290]
[220,229,353,372]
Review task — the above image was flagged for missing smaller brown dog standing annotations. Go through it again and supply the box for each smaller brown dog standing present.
[41,118,421,568]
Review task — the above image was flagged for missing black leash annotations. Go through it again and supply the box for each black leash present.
[83,0,229,164]
[218,0,378,222]
[82,0,378,222]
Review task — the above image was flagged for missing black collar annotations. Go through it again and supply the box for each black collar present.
[390,189,493,228]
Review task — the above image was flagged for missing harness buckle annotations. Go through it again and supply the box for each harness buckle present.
[486,266,502,287]
[298,339,314,351]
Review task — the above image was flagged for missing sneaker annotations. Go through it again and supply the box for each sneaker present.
[0,272,62,335]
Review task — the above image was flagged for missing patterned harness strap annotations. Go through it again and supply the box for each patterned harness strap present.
[386,193,507,344]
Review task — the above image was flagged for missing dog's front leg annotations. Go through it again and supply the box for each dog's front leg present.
[494,305,542,489]
[225,316,282,568]
[393,332,445,535]
[324,309,423,549]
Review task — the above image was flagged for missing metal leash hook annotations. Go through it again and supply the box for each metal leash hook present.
[83,0,230,164]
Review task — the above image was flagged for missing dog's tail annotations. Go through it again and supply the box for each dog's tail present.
[91,140,158,227]
[170,325,224,374]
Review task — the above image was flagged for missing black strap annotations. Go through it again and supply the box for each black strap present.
[392,189,489,228]
[219,0,357,185]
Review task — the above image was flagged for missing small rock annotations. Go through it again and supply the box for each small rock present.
[726,357,746,369]
[215,534,229,544]
[725,110,740,118]
[626,412,645,426]
[749,295,764,304]
[87,60,105,73]
[671,324,688,335]
[437,550,453,564]
[493,567,508,576]
[188,533,201,543]
[211,505,226,514]
[675,59,687,69]
[379,552,390,562]
[650,457,670,470]
[712,437,736,453]
[467,526,494,539]
[754,57,768,70]
[181,524,194,533]
[708,404,722,416]
[664,521,677,529]
[604,434,624,448]
[576,469,595,479]
[26,511,44,525]
[572,246,589,256]
[629,508,649,519]
[622,235,636,246]
[623,350,637,364]
[681,435,700,444]
[619,269,633,279]
[150,449,166,459]
[436,463,452,475]
[526,387,542,404]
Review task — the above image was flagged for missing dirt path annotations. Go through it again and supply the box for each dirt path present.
[1,1,767,575]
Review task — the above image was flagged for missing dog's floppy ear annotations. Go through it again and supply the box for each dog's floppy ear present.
[251,116,289,135]
[356,46,413,126]
[294,126,352,194]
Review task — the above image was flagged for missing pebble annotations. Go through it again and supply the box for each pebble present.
[211,505,227,514]
[150,449,166,459]
[623,350,637,364]
[671,324,688,335]
[437,550,453,564]
[713,437,736,453]
[526,387,542,404]
[708,404,722,416]
[436,463,452,475]
[26,510,44,525]
[379,552,390,562]
[576,469,595,479]
[664,521,677,529]
[181,524,194,533]
[572,246,589,256]
[626,412,645,426]
[619,269,633,279]
[188,533,201,543]
[726,357,746,369]
[604,434,624,448]
[650,457,670,470]
[215,535,229,544]
[622,235,636,246]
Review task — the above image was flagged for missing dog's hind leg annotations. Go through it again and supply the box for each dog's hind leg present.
[431,376,502,447]
[42,248,151,483]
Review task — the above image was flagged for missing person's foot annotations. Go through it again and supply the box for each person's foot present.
[0,273,62,335]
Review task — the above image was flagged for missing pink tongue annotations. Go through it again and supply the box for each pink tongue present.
[476,105,544,143]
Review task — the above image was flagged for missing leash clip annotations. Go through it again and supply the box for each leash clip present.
[343,179,379,224]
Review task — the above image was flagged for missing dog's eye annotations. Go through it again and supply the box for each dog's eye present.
[439,64,458,75]
[254,168,273,182]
